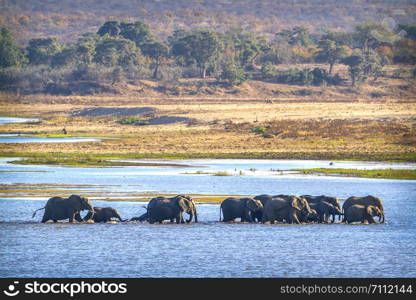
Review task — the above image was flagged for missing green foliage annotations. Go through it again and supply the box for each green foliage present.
[276,68,314,85]
[119,117,149,126]
[93,36,141,67]
[342,50,385,86]
[27,38,61,65]
[141,41,169,78]
[276,26,312,47]
[225,30,270,70]
[275,67,343,86]
[219,62,248,86]
[171,30,222,78]
[316,39,350,74]
[261,62,276,79]
[119,21,153,47]
[0,27,24,68]
[97,21,120,37]
[252,126,267,135]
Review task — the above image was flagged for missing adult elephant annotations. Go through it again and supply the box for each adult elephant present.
[252,194,274,222]
[32,195,94,223]
[220,197,263,222]
[130,212,148,222]
[344,205,383,224]
[342,195,384,223]
[262,195,315,224]
[302,195,342,220]
[147,195,197,224]
[309,201,342,223]
[84,207,125,223]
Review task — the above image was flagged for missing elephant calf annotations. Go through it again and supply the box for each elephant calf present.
[84,207,125,223]
[309,201,342,223]
[220,197,263,222]
[344,205,383,224]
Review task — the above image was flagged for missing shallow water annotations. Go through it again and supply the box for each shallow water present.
[0,117,39,124]
[0,134,102,143]
[0,159,415,277]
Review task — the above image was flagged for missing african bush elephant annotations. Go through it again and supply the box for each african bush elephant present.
[130,212,148,222]
[344,205,383,224]
[342,195,384,223]
[32,195,94,223]
[252,194,274,222]
[262,195,315,224]
[309,201,343,223]
[84,207,125,223]
[147,195,198,224]
[220,197,263,222]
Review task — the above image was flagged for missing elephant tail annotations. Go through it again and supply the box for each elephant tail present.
[32,207,45,218]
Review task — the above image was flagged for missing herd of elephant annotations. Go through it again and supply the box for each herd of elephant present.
[32,194,385,225]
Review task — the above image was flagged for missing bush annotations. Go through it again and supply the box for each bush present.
[261,62,277,79]
[219,63,249,86]
[251,126,267,134]
[275,67,344,86]
[119,117,149,125]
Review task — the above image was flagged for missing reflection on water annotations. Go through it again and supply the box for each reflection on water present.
[0,198,415,278]
[0,135,102,143]
[0,117,39,124]
[0,158,415,277]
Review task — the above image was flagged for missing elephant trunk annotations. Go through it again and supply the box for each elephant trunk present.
[85,206,94,221]
[186,210,193,223]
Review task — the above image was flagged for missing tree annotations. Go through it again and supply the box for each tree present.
[171,30,222,78]
[97,21,121,37]
[342,50,384,86]
[119,21,153,48]
[93,36,141,67]
[219,62,248,86]
[141,41,169,79]
[27,38,61,65]
[0,27,24,67]
[354,22,396,53]
[276,26,312,47]
[316,39,351,74]
[226,30,270,70]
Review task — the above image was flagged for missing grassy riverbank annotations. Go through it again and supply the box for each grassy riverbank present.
[1,151,416,167]
[295,168,416,180]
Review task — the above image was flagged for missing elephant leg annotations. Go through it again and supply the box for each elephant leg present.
[289,211,300,224]
[74,212,83,222]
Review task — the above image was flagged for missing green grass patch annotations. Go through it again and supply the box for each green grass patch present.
[1,151,416,164]
[213,171,232,176]
[294,168,416,180]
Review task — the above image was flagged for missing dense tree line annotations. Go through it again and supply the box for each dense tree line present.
[0,20,415,94]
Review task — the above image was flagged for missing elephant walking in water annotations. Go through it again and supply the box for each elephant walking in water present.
[84,207,125,223]
[32,195,94,223]
[220,197,263,222]
[309,201,343,223]
[262,195,316,224]
[344,205,383,224]
[147,195,198,224]
[342,195,384,223]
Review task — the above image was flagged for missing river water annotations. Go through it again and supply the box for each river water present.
[0,158,415,277]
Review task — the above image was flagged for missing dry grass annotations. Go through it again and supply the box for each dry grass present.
[1,64,415,161]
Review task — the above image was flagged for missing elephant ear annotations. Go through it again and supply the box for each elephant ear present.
[245,198,254,210]
[290,197,303,211]
[366,205,374,216]
[177,197,189,212]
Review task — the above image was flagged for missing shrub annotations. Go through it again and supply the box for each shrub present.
[252,126,267,134]
[219,63,249,86]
